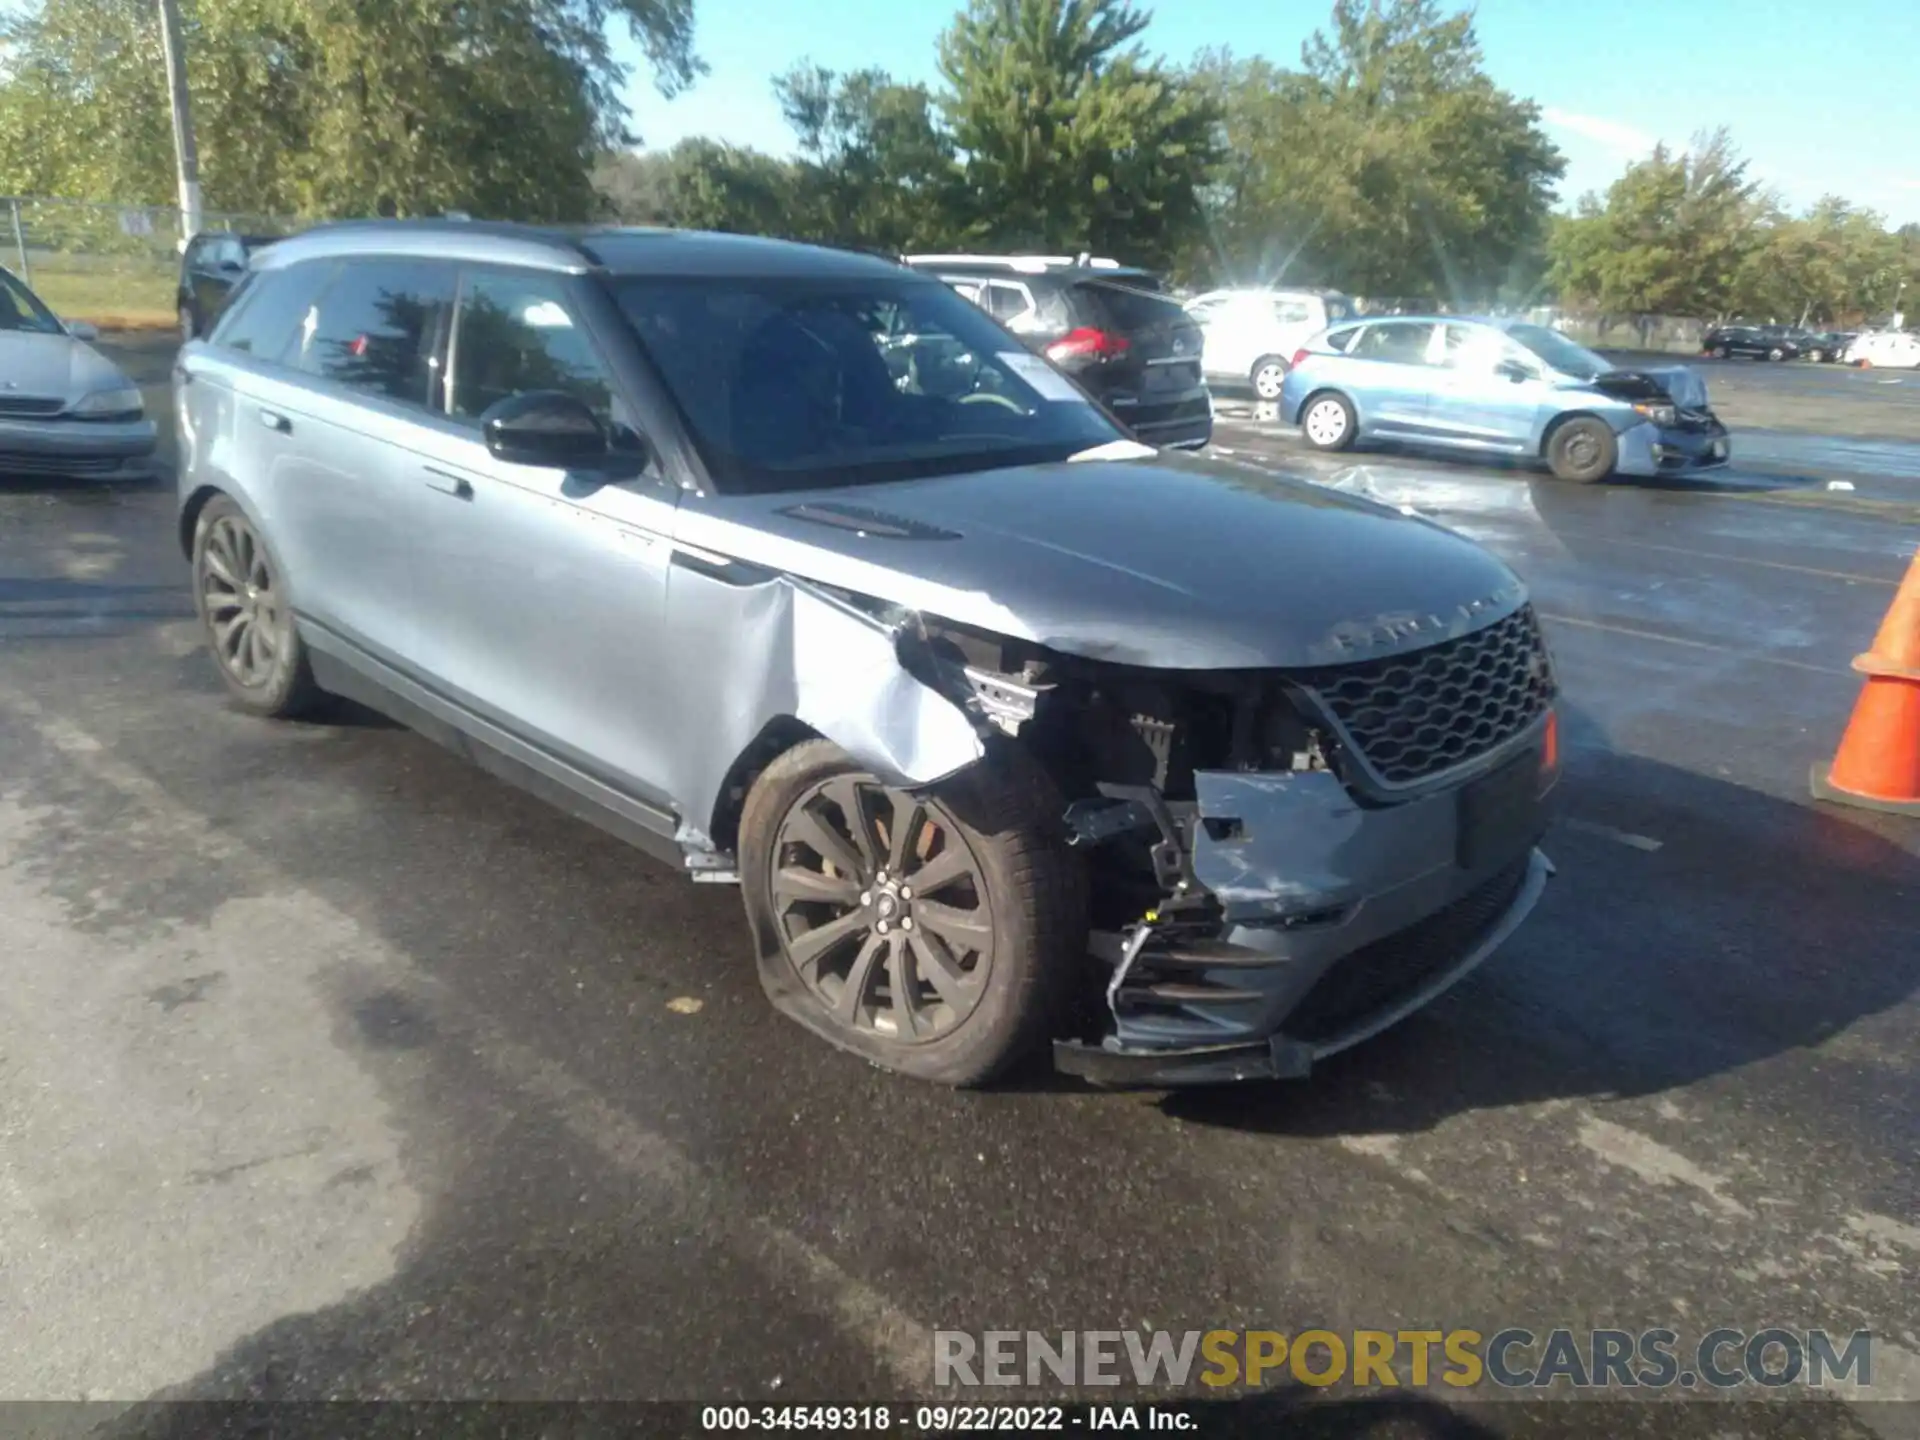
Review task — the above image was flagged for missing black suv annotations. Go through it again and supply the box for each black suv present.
[178,232,277,340]
[901,254,1211,449]
[1700,324,1802,361]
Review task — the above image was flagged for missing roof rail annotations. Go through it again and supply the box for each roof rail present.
[901,252,1129,274]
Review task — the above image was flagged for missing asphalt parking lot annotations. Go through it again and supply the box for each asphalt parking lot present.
[2,338,1917,1437]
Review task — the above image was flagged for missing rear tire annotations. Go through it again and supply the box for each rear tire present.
[1250,356,1288,401]
[190,496,323,718]
[1545,416,1618,483]
[1711,345,1729,359]
[179,303,198,342]
[739,739,1087,1087]
[1767,346,1786,362]
[1299,391,1357,452]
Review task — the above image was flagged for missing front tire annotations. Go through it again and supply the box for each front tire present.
[739,739,1086,1086]
[1711,345,1730,359]
[191,496,322,718]
[1300,391,1357,452]
[1545,416,1618,483]
[1767,346,1787,362]
[1250,356,1288,401]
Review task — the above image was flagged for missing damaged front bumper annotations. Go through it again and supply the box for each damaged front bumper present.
[1055,723,1558,1087]
[1616,416,1730,477]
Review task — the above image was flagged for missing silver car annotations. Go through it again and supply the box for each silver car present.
[0,267,157,479]
[174,221,1560,1087]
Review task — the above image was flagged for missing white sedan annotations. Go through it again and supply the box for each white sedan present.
[1845,331,1920,368]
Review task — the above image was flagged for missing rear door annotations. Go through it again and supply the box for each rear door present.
[1340,321,1442,432]
[256,255,458,668]
[1068,278,1206,425]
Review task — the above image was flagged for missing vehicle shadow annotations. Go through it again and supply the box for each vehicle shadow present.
[0,575,192,629]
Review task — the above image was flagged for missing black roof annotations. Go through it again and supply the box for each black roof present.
[263,218,914,280]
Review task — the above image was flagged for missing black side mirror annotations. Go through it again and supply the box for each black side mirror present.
[480,391,613,468]
[1496,359,1532,383]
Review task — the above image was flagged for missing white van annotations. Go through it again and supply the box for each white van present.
[1185,288,1354,400]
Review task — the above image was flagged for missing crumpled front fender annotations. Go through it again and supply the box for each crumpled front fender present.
[661,555,984,868]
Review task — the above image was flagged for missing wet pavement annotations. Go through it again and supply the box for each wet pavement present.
[0,341,1915,1436]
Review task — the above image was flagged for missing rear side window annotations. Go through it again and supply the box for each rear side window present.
[1073,281,1182,333]
[289,259,456,407]
[208,259,337,360]
[1351,322,1438,364]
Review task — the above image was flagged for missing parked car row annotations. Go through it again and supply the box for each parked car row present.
[169,219,1561,1089]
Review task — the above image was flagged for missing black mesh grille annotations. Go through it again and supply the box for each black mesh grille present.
[1283,858,1531,1044]
[0,396,66,417]
[1296,605,1555,786]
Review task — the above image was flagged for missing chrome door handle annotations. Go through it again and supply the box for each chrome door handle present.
[423,467,474,500]
[257,408,291,433]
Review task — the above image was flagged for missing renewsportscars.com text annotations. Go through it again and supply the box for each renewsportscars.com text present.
[934,1328,1876,1391]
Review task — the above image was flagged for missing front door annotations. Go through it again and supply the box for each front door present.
[1423,323,1552,449]
[405,266,682,806]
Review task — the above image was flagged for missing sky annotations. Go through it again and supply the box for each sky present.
[612,0,1920,227]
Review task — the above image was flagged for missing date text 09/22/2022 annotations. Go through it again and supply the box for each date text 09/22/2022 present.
[700,1405,1194,1432]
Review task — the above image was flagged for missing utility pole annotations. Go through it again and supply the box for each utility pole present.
[155,0,202,245]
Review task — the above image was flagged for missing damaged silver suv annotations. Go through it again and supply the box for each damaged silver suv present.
[174,221,1560,1087]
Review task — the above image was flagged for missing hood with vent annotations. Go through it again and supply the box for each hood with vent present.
[672,450,1525,670]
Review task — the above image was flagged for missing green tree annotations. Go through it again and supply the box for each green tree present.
[773,64,963,251]
[1735,196,1902,325]
[1548,129,1767,320]
[1192,0,1563,302]
[937,0,1220,274]
[0,0,703,219]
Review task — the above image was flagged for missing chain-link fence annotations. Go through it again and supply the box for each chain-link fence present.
[3,196,300,327]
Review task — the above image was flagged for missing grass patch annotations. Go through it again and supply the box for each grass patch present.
[17,257,176,328]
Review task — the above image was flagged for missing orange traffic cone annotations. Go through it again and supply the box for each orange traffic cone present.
[1812,547,1920,814]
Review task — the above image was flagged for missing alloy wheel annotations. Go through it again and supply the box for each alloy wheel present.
[770,775,995,1043]
[199,514,285,689]
[1253,362,1286,400]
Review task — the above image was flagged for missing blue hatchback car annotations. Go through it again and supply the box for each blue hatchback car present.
[1277,316,1731,482]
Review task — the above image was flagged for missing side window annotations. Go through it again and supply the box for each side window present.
[1272,301,1312,326]
[290,258,456,408]
[941,277,988,310]
[209,260,338,361]
[212,236,244,271]
[447,269,615,423]
[1441,323,1508,370]
[1351,322,1438,364]
[984,282,1029,323]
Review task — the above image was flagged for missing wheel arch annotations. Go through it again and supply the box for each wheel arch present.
[178,482,229,558]
[706,715,824,858]
[1537,408,1615,457]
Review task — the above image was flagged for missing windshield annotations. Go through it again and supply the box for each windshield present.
[610,275,1123,494]
[0,270,65,335]
[1504,323,1609,379]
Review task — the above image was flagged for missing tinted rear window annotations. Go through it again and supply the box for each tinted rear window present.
[209,259,338,360]
[1073,281,1185,333]
[288,258,457,407]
